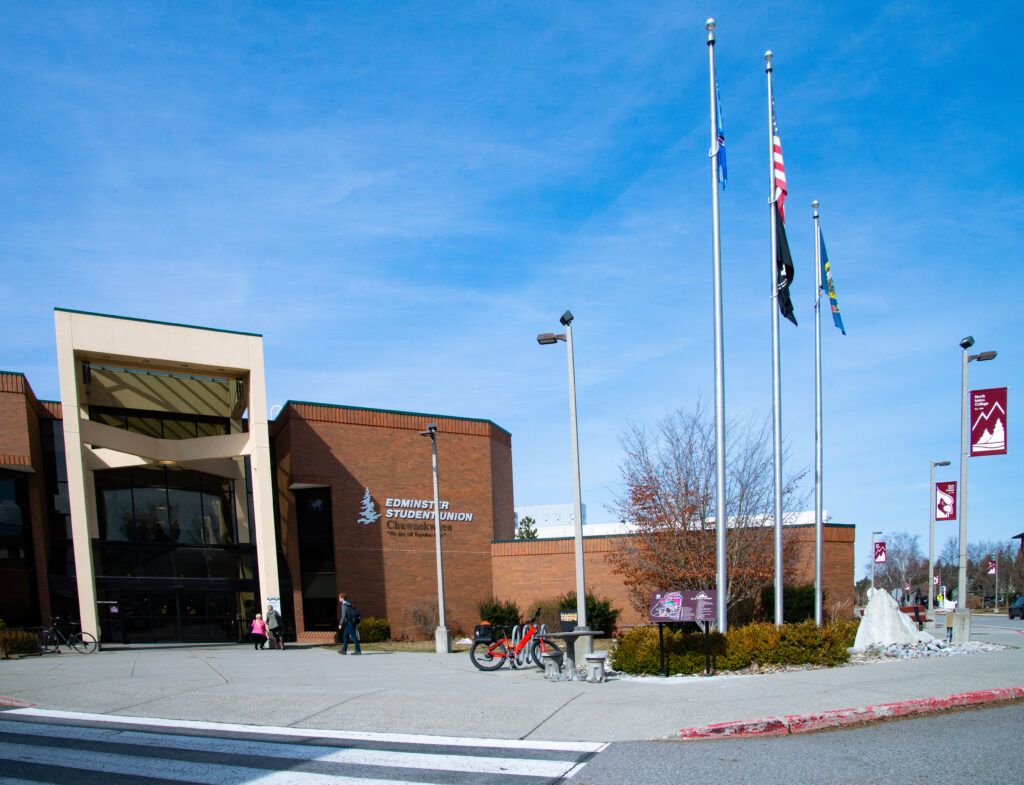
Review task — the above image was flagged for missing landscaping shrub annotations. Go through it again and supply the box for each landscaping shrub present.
[761,584,818,624]
[552,590,621,636]
[0,619,39,656]
[358,617,391,643]
[476,597,521,633]
[611,618,861,676]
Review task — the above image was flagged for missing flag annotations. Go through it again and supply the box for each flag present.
[775,205,797,326]
[771,98,787,221]
[715,82,727,188]
[819,231,846,334]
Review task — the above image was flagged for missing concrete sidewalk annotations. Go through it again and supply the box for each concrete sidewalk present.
[1,624,1021,743]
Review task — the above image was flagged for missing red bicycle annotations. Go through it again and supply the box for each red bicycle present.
[470,608,564,671]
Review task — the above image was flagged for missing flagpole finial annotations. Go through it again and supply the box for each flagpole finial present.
[706,18,716,44]
[765,50,773,72]
[812,200,819,218]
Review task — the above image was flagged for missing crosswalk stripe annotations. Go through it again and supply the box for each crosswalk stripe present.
[1,742,432,785]
[0,710,606,784]
[0,720,573,779]
[6,708,605,753]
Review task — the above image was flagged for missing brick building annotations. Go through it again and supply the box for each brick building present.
[2,308,855,644]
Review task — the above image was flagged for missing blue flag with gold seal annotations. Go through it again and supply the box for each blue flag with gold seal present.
[819,231,845,334]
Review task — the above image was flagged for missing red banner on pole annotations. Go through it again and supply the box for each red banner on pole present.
[988,560,997,575]
[874,541,886,564]
[935,481,957,521]
[971,387,1007,456]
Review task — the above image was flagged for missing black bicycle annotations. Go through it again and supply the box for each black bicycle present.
[40,617,97,654]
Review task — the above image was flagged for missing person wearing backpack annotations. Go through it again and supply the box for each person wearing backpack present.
[265,604,284,650]
[337,592,362,655]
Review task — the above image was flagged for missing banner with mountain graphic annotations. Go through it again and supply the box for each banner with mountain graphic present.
[970,387,1007,456]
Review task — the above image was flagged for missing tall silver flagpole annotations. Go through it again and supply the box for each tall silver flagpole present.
[707,19,728,633]
[813,200,823,625]
[766,51,784,627]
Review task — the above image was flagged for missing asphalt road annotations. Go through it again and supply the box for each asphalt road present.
[577,702,1024,785]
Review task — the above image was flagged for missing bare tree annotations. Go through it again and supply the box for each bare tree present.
[606,402,807,614]
[861,531,923,602]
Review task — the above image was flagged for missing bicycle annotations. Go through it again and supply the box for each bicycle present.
[470,608,563,671]
[39,617,98,654]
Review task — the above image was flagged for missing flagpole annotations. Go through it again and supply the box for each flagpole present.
[813,200,823,626]
[766,51,784,628]
[707,18,728,633]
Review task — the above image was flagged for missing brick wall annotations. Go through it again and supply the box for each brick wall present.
[273,402,514,640]
[0,372,56,625]
[491,524,856,631]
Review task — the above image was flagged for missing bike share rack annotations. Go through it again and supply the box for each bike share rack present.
[507,623,547,668]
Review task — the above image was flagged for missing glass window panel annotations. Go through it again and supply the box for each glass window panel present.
[133,546,173,577]
[173,548,208,579]
[207,548,240,579]
[238,550,254,579]
[0,475,26,550]
[126,415,162,439]
[94,544,133,577]
[90,411,126,430]
[95,472,134,541]
[201,477,235,545]
[162,419,197,440]
[131,470,171,542]
[299,540,335,574]
[196,420,229,437]
[167,472,204,544]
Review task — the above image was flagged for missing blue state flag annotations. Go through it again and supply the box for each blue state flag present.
[715,83,727,188]
[819,231,846,335]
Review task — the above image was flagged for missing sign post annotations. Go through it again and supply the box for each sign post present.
[649,590,719,676]
[988,559,998,612]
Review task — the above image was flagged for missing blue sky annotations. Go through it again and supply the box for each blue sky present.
[2,2,1021,578]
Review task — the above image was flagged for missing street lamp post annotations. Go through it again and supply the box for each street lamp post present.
[537,310,591,656]
[420,423,450,653]
[955,336,996,642]
[928,460,950,616]
[870,530,882,591]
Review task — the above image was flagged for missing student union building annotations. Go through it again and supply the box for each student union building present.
[0,309,854,644]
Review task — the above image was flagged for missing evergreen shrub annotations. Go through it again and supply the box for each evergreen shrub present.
[0,619,39,656]
[476,597,521,633]
[357,617,391,643]
[611,619,860,676]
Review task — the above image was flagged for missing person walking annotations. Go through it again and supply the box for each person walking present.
[337,592,361,655]
[265,604,284,650]
[250,613,268,650]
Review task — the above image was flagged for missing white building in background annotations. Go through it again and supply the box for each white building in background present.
[512,505,829,540]
[514,503,587,531]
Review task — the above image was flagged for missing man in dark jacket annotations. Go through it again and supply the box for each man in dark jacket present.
[338,592,361,655]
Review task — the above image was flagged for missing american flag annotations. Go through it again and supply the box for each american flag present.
[771,98,787,222]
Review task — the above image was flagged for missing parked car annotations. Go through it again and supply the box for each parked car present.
[1009,597,1024,620]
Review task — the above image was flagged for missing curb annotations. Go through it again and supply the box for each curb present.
[678,686,1024,740]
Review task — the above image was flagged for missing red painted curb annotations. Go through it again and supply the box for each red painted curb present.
[679,716,788,739]
[0,697,36,708]
[680,687,1024,740]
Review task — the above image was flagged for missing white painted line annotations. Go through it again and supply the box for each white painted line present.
[0,719,575,778]
[6,707,607,753]
[0,742,417,785]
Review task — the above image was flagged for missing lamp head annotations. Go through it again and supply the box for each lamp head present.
[559,310,574,326]
[934,460,950,467]
[537,333,558,345]
[974,350,997,362]
[419,423,437,437]
[959,336,975,350]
